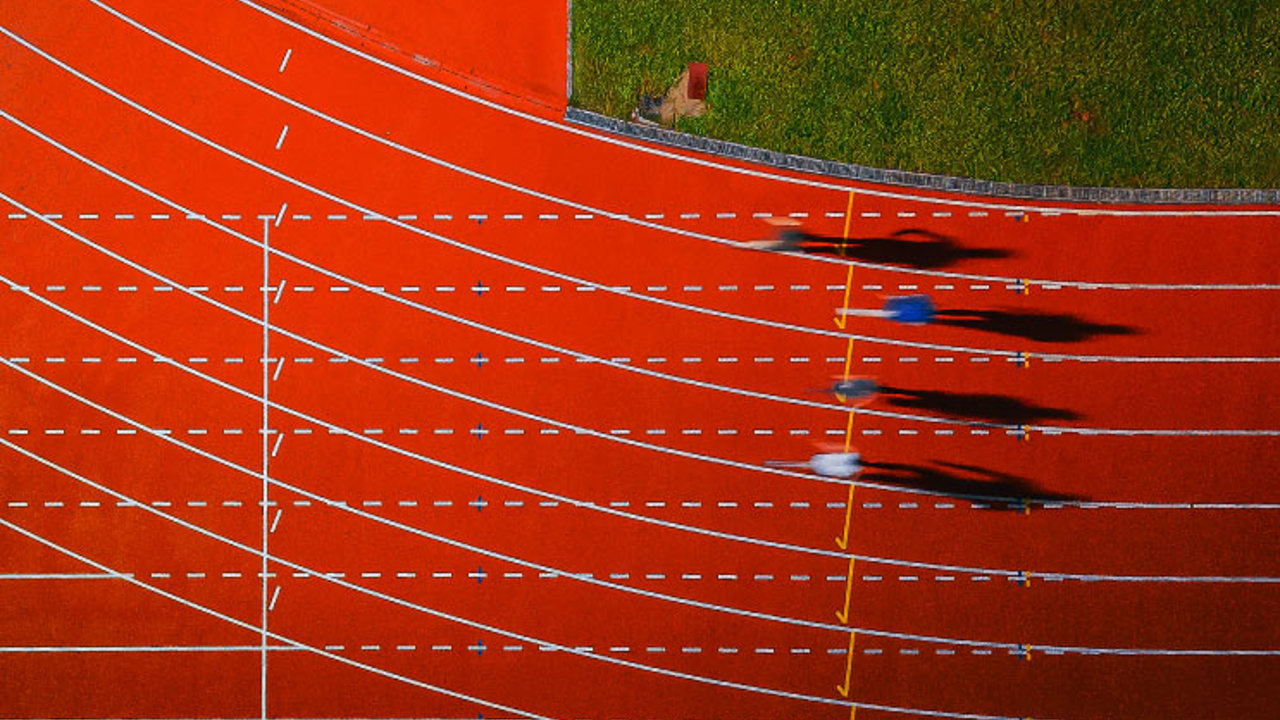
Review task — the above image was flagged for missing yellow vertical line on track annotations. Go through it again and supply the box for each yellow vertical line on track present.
[842,336,855,380]
[836,629,857,696]
[835,482,855,549]
[834,191,856,328]
[836,553,856,623]
[832,189,859,705]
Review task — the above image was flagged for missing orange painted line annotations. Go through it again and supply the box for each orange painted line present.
[835,481,855,549]
[843,409,855,452]
[836,630,857,696]
[836,553,856,623]
[833,191,856,329]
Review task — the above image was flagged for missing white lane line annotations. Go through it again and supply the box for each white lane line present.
[0,517,549,719]
[0,573,125,580]
[274,124,288,150]
[8,196,1280,558]
[0,461,865,710]
[268,585,281,611]
[277,48,291,73]
[269,509,282,533]
[271,357,285,381]
[270,434,283,457]
[7,286,1278,606]
[259,217,270,720]
[4,440,1273,711]
[5,100,1270,362]
[273,201,286,227]
[73,9,1280,292]
[0,645,303,653]
[272,279,286,304]
[241,0,1280,221]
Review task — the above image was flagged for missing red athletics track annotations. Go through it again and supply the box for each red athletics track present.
[1,1,1278,719]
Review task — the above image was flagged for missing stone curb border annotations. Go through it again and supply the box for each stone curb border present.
[562,107,1279,206]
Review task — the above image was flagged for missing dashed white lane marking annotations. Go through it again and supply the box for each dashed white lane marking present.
[277,49,292,73]
[6,495,1057,512]
[9,209,886,224]
[274,125,289,151]
[4,353,999,368]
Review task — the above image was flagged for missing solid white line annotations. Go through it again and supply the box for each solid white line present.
[0,645,302,653]
[1,62,1272,364]
[6,200,1280,527]
[272,278,286,304]
[0,454,853,708]
[268,585,281,611]
[4,449,1265,720]
[0,517,550,719]
[260,217,269,720]
[273,124,288,150]
[10,122,1279,429]
[270,508,282,533]
[271,356,285,381]
[3,343,1275,617]
[274,201,286,227]
[277,48,291,73]
[0,573,125,580]
[232,0,1280,220]
[55,7,1280,296]
[270,433,283,457]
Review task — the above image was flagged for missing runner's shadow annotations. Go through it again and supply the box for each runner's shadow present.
[791,229,1012,269]
[878,385,1081,425]
[860,460,1084,509]
[935,308,1139,343]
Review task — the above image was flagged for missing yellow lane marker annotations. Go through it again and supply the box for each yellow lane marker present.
[836,630,857,696]
[836,553,856,624]
[835,482,855,550]
[833,191,856,329]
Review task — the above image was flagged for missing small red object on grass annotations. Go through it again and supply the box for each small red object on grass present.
[687,62,708,100]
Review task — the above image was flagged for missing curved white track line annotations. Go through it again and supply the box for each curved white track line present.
[8,27,1279,365]
[233,0,1280,226]
[2,517,1046,720]
[9,192,1279,520]
[0,512,545,712]
[7,268,1279,585]
[90,0,1280,292]
[0,515,550,720]
[10,113,1276,442]
[3,430,1274,671]
[0,441,962,711]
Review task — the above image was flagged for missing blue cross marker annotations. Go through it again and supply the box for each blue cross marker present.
[472,566,487,584]
[472,281,489,296]
[470,640,486,656]
[469,495,487,512]
[471,352,488,367]
[470,423,488,438]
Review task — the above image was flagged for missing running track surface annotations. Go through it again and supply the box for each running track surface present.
[1,2,1277,719]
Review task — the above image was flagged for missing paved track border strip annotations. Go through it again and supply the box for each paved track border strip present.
[80,0,1280,294]
[563,109,1280,207]
[7,24,1278,370]
[240,0,1280,213]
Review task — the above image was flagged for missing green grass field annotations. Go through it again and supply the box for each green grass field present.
[570,0,1280,188]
